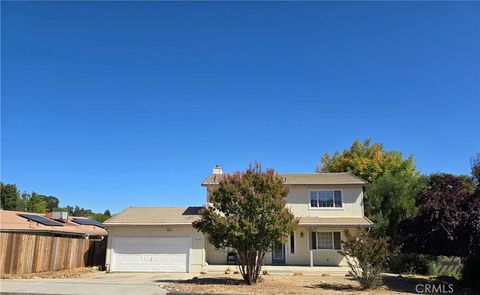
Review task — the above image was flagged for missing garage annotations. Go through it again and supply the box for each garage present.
[111,236,191,272]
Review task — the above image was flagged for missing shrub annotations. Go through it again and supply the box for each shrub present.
[462,255,480,289]
[339,229,390,289]
[389,253,437,275]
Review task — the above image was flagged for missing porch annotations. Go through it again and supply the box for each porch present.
[202,264,350,276]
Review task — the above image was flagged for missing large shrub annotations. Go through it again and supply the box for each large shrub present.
[462,255,480,289]
[389,253,437,275]
[339,229,390,289]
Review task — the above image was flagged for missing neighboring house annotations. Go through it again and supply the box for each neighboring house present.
[104,165,372,273]
[0,210,107,275]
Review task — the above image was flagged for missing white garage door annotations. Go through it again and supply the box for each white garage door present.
[112,237,191,272]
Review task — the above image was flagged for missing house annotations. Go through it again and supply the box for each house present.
[104,166,373,273]
[0,210,107,275]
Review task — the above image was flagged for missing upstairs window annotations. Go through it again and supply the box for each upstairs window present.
[309,190,342,208]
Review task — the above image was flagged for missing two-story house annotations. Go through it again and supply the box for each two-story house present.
[104,166,372,273]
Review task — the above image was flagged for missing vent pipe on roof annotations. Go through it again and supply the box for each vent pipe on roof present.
[213,165,223,175]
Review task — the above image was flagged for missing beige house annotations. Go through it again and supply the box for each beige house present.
[104,166,372,273]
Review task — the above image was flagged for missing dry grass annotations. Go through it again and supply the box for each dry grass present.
[170,273,474,295]
[1,267,100,280]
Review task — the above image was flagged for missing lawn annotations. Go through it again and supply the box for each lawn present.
[169,273,475,295]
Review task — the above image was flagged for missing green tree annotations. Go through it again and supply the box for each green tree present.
[68,205,93,217]
[41,195,59,212]
[1,183,19,210]
[319,139,416,182]
[92,213,108,222]
[339,229,390,289]
[366,173,427,237]
[103,209,111,218]
[16,192,30,211]
[26,193,48,213]
[193,163,297,285]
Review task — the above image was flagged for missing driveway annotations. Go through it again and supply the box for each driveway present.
[0,272,196,295]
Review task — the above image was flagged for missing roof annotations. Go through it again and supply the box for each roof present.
[202,172,368,186]
[104,206,203,226]
[0,210,107,236]
[298,216,373,227]
[103,206,372,227]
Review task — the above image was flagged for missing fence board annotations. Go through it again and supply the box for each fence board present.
[0,232,106,275]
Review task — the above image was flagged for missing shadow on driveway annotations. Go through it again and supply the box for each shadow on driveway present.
[156,276,245,285]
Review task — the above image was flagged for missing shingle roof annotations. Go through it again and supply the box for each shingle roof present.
[298,216,373,227]
[202,172,368,186]
[102,207,372,227]
[0,210,107,236]
[104,206,203,225]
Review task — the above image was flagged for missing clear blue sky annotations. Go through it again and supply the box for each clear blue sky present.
[2,2,479,213]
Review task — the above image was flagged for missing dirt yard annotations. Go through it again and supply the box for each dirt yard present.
[170,273,475,295]
[0,267,100,280]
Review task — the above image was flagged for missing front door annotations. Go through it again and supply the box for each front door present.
[272,243,286,265]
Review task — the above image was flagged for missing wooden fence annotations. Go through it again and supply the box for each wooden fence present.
[0,232,106,275]
[436,256,462,274]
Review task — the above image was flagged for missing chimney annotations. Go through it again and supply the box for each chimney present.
[52,211,68,223]
[212,165,223,175]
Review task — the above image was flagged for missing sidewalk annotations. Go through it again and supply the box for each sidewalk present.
[203,264,350,276]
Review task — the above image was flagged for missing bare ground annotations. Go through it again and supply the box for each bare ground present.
[168,273,477,295]
[0,267,101,280]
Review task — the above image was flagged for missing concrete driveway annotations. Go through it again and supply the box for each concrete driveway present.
[0,272,196,295]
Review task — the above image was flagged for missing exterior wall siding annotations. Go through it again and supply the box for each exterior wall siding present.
[203,183,366,266]
[207,184,365,218]
[206,226,359,266]
[285,185,364,217]
[105,225,205,272]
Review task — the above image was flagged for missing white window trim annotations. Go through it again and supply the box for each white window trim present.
[311,231,342,251]
[308,189,344,210]
[289,231,296,256]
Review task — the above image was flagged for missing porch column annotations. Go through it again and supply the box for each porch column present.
[308,227,313,267]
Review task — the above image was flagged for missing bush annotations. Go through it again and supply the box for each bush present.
[389,253,437,275]
[339,229,390,289]
[462,255,480,289]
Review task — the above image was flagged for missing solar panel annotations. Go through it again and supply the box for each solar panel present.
[72,218,104,228]
[18,213,64,226]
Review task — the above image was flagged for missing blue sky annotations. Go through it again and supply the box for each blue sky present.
[2,2,479,213]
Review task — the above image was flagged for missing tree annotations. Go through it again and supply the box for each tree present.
[16,192,30,211]
[339,229,390,289]
[397,174,476,257]
[193,163,297,285]
[397,171,480,288]
[319,139,416,182]
[103,209,111,218]
[365,173,426,237]
[1,183,19,210]
[471,153,480,185]
[26,193,48,213]
[41,195,59,212]
[69,205,93,217]
[92,213,109,222]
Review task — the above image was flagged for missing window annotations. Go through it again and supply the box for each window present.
[333,232,341,249]
[311,232,342,250]
[317,232,333,249]
[290,231,296,254]
[309,190,342,208]
[310,191,318,207]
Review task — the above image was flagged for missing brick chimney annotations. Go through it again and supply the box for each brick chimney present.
[212,165,223,175]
